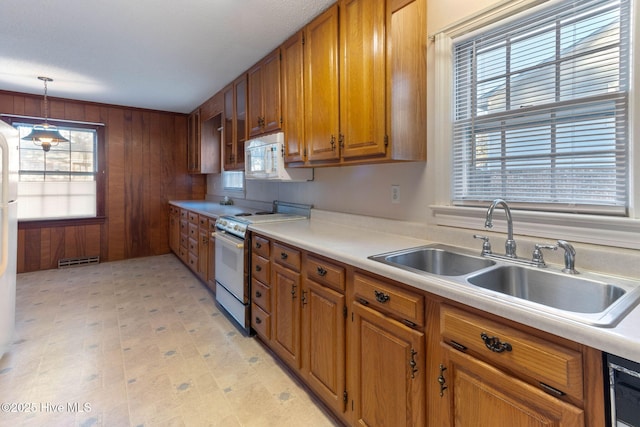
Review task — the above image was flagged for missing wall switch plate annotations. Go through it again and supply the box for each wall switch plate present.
[391,185,400,204]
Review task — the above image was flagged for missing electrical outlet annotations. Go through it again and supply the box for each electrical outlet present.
[391,185,400,204]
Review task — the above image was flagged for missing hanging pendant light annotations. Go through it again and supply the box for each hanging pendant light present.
[22,76,69,152]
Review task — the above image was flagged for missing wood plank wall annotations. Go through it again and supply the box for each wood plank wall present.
[0,90,206,273]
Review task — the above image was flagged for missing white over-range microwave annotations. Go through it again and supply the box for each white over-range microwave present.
[244,132,313,182]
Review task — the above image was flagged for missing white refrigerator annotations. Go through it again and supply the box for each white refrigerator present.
[0,120,18,359]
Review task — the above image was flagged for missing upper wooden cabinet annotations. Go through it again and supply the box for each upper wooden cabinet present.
[189,91,222,175]
[222,74,248,171]
[295,0,426,167]
[339,0,387,160]
[248,48,282,137]
[304,4,341,164]
[282,31,306,164]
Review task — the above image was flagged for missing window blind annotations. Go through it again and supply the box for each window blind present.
[452,0,630,214]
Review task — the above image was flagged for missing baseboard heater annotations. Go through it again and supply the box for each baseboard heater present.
[58,256,100,268]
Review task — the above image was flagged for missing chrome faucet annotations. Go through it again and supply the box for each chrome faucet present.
[556,240,579,274]
[484,199,517,258]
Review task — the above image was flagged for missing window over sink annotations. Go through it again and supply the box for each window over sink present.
[448,0,630,216]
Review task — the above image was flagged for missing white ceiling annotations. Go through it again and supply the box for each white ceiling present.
[0,0,334,114]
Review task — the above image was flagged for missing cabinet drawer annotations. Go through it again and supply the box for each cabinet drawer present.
[209,219,217,232]
[252,279,271,312]
[252,303,271,339]
[188,252,198,269]
[188,211,198,224]
[170,205,179,215]
[353,272,424,326]
[199,215,208,228]
[440,305,583,399]
[188,237,197,254]
[306,255,345,292]
[273,242,301,272]
[180,234,188,249]
[180,209,188,220]
[252,235,270,258]
[252,254,270,284]
[188,223,198,239]
[179,246,188,262]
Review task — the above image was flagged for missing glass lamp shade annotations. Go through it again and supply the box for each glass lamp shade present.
[22,124,69,152]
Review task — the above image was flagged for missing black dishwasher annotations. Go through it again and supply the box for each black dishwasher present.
[606,353,640,427]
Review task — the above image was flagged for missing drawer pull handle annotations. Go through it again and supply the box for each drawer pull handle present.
[301,290,308,307]
[409,348,418,379]
[255,265,262,272]
[255,291,262,298]
[374,290,390,303]
[317,266,327,276]
[480,332,512,353]
[255,317,262,324]
[438,364,448,397]
[281,252,288,260]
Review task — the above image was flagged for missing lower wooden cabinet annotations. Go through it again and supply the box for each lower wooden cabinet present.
[349,301,425,427]
[245,233,604,427]
[441,346,584,426]
[302,277,346,415]
[271,262,302,369]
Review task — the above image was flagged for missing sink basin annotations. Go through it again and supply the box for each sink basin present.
[467,265,630,314]
[369,245,495,276]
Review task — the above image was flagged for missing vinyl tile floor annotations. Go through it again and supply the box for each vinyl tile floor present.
[0,254,340,427]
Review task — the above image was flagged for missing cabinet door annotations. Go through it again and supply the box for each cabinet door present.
[350,301,425,427]
[234,75,247,171]
[197,228,209,282]
[302,279,346,415]
[169,210,180,254]
[222,84,235,170]
[206,219,216,292]
[272,263,301,369]
[340,0,387,160]
[247,63,264,137]
[304,4,340,163]
[187,109,201,173]
[441,346,584,427]
[262,49,281,133]
[282,31,306,164]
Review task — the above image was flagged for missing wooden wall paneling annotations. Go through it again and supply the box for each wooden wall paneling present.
[50,227,66,269]
[1,90,198,271]
[64,102,85,121]
[64,226,82,259]
[39,228,52,270]
[0,93,13,113]
[149,112,167,255]
[17,229,25,273]
[107,107,126,261]
[25,229,41,272]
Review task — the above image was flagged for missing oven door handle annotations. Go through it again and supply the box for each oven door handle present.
[212,231,244,249]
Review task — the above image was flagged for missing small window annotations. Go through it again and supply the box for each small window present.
[14,120,100,220]
[451,0,630,215]
[222,170,244,191]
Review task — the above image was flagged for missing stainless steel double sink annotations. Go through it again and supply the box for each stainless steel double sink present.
[369,244,640,327]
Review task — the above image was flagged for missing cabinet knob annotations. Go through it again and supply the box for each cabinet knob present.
[280,252,288,260]
[255,242,262,249]
[255,317,262,324]
[255,290,262,298]
[374,290,390,304]
[316,266,327,277]
[255,265,262,272]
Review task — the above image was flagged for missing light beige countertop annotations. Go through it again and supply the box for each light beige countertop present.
[248,210,640,364]
[169,200,263,218]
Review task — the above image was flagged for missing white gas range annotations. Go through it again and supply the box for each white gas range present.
[212,201,312,333]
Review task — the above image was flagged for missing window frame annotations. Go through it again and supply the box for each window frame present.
[430,0,640,250]
[3,115,106,226]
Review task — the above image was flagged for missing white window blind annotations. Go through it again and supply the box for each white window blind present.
[452,0,630,214]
